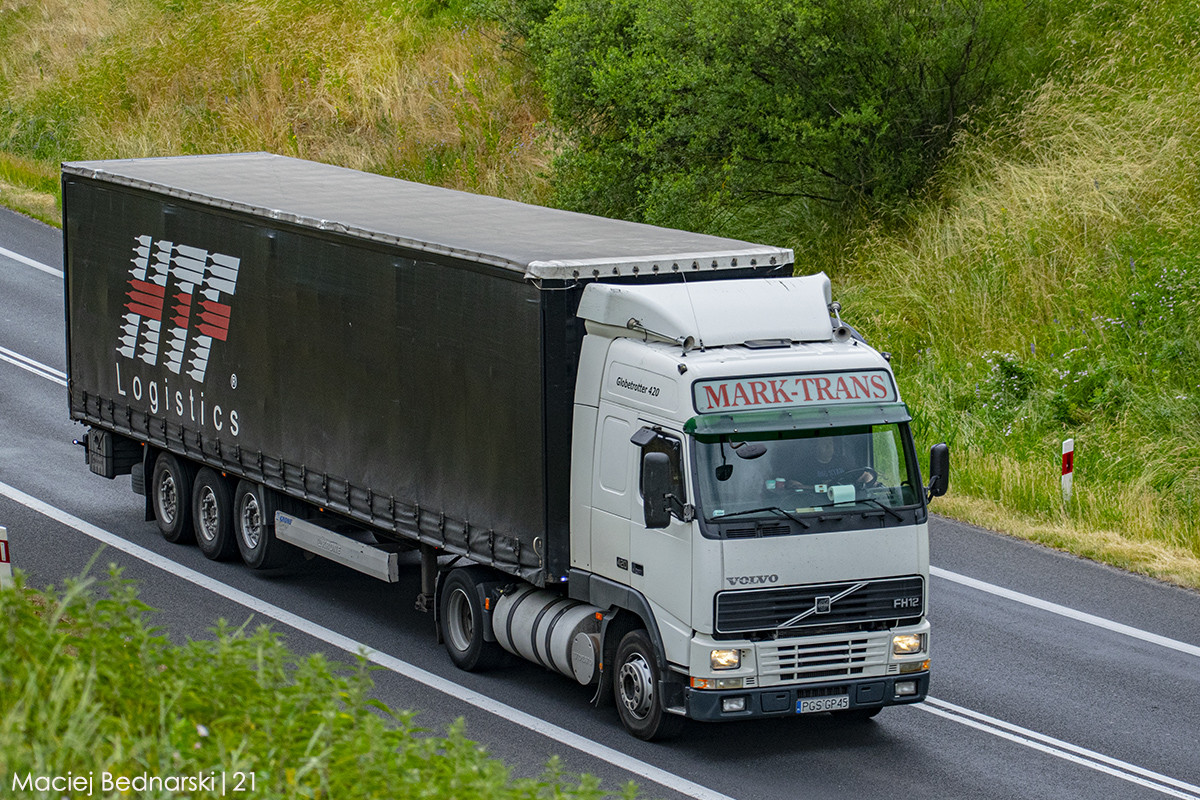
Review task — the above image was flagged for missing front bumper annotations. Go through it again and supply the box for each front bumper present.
[683,672,929,722]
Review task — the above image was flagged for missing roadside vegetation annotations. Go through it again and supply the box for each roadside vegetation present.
[0,0,550,218]
[0,0,1197,589]
[0,567,638,799]
[839,3,1200,585]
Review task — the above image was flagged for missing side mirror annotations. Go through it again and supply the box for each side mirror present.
[642,451,672,529]
[927,443,950,499]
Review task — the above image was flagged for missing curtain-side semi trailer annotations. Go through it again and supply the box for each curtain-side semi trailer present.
[63,153,949,740]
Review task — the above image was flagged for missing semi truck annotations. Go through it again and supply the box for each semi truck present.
[63,152,949,740]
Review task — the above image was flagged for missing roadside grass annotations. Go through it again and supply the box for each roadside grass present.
[0,153,58,226]
[0,566,638,800]
[0,0,551,227]
[835,4,1200,585]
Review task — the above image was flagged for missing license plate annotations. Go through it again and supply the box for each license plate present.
[798,695,850,714]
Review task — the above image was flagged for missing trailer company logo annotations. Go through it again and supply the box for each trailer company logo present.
[112,234,244,436]
[116,234,240,383]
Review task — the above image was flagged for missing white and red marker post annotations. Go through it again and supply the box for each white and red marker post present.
[1061,439,1075,506]
[0,525,12,589]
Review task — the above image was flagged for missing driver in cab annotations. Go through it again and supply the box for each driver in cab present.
[770,437,873,493]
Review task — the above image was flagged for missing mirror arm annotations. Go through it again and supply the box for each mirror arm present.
[665,494,696,523]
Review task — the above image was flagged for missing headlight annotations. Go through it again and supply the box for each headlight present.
[892,633,926,656]
[710,648,741,670]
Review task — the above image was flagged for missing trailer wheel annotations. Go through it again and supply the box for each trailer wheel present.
[151,453,196,544]
[614,629,684,741]
[233,480,300,570]
[439,568,506,671]
[192,469,239,561]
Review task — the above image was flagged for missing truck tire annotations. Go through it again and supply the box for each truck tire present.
[614,629,684,741]
[233,480,301,570]
[439,567,507,672]
[192,468,239,561]
[151,452,196,544]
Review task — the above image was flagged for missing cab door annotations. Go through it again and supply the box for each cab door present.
[630,430,693,628]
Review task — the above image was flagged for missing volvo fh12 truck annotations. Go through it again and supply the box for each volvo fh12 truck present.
[63,153,949,740]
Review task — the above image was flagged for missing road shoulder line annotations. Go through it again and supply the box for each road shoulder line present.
[932,566,1200,658]
[0,244,61,277]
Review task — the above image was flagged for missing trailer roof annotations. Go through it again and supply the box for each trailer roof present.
[63,153,792,281]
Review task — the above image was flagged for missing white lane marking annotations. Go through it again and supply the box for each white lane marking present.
[0,345,66,386]
[932,566,1200,659]
[0,480,735,800]
[918,698,1200,800]
[0,244,61,278]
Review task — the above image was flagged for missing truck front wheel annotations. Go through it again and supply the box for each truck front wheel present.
[233,481,300,569]
[151,453,195,544]
[614,629,684,741]
[439,568,506,671]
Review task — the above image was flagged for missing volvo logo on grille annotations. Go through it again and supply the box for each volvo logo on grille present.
[776,581,869,629]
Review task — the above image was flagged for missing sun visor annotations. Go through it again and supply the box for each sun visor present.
[684,403,913,436]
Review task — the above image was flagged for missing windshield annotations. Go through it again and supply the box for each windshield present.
[694,424,922,522]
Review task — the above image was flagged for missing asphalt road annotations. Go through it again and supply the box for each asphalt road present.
[2,206,1199,800]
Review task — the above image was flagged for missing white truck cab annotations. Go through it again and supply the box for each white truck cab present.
[568,273,944,737]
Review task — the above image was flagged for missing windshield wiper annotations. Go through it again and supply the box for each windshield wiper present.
[715,506,811,528]
[827,496,904,521]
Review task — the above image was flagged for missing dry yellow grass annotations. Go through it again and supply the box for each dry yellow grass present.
[0,152,57,224]
[0,0,551,220]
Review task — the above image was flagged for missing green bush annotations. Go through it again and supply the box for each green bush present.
[517,0,1055,233]
[0,566,638,800]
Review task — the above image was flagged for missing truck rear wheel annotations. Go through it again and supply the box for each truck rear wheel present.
[439,567,507,671]
[193,468,239,561]
[233,480,300,569]
[614,629,684,741]
[151,453,195,544]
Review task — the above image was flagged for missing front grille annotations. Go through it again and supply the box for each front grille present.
[715,575,924,635]
[757,632,890,686]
